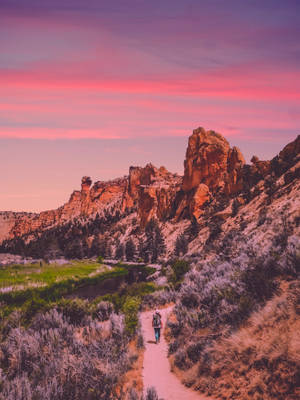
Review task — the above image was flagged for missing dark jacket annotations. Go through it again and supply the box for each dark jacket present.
[152,312,162,328]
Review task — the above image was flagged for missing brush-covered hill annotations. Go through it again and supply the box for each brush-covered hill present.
[0,127,299,399]
[0,127,299,264]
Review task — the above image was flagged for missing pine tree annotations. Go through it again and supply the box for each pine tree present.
[231,198,240,217]
[138,238,147,261]
[153,225,166,262]
[115,243,124,260]
[185,216,200,240]
[141,219,166,263]
[125,238,136,261]
[64,238,84,259]
[98,239,107,258]
[89,235,100,257]
[175,234,188,257]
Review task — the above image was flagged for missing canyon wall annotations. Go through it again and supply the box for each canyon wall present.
[1,127,299,243]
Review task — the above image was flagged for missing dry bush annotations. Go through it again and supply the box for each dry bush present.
[168,233,299,399]
[181,281,300,400]
[142,289,176,310]
[199,281,299,399]
[94,300,114,321]
[0,308,130,400]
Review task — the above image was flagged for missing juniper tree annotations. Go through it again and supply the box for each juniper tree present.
[89,235,100,257]
[141,219,166,263]
[175,234,188,257]
[125,238,136,261]
[115,242,124,260]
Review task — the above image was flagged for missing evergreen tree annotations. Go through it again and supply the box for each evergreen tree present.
[175,234,188,257]
[106,242,112,258]
[153,225,166,262]
[231,198,240,217]
[185,216,200,241]
[89,235,100,257]
[141,218,166,263]
[125,238,136,261]
[98,239,107,258]
[64,238,84,259]
[115,243,124,260]
[138,238,147,261]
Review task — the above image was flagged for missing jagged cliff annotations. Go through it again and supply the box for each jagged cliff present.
[0,127,299,255]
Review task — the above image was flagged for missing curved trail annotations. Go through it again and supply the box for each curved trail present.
[141,307,210,400]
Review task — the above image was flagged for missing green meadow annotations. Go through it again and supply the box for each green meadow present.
[0,260,109,289]
[0,260,157,321]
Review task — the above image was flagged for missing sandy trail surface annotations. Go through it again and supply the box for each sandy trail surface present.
[141,307,210,400]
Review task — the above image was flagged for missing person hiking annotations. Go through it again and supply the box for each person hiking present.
[152,309,162,343]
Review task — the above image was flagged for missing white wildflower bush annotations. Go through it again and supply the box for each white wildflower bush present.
[0,308,130,400]
[142,289,176,310]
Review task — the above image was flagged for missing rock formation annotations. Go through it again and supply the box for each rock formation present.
[124,163,181,225]
[0,128,299,244]
[182,127,245,194]
[176,127,245,219]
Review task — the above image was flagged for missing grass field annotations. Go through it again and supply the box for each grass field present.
[0,260,157,320]
[0,260,109,290]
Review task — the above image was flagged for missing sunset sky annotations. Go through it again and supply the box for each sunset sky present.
[1,0,300,212]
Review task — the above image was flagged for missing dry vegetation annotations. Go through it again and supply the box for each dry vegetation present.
[193,281,300,400]
[0,308,131,400]
[166,218,299,399]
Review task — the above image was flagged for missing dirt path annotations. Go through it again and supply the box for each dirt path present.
[141,307,210,400]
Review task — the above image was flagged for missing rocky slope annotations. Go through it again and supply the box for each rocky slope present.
[0,127,299,261]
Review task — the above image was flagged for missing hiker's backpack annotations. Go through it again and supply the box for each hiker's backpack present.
[153,313,161,328]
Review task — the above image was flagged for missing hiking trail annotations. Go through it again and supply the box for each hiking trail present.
[141,307,211,400]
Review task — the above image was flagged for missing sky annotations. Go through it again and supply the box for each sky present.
[0,0,299,212]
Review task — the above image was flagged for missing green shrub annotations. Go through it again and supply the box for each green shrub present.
[22,295,49,322]
[97,255,104,263]
[56,298,89,325]
[122,296,140,335]
[170,259,190,284]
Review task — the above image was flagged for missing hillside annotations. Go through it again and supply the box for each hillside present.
[1,127,299,263]
[0,127,299,399]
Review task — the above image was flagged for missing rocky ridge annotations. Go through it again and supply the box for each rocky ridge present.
[0,127,299,256]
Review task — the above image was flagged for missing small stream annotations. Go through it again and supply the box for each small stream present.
[68,266,150,300]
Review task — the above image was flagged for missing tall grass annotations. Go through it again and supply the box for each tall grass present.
[0,267,129,321]
[0,260,108,289]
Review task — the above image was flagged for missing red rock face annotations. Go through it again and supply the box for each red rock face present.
[279,135,300,161]
[1,129,299,243]
[127,164,181,225]
[189,184,211,219]
[182,128,229,192]
[182,127,245,194]
[5,176,128,241]
[249,156,271,180]
[177,127,245,219]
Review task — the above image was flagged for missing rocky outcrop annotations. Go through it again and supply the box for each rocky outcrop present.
[177,127,245,219]
[126,164,181,225]
[0,212,37,243]
[81,176,92,192]
[0,128,299,244]
[0,164,180,240]
[250,156,271,177]
[182,127,245,194]
[271,135,300,177]
[188,184,211,219]
[2,177,128,242]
